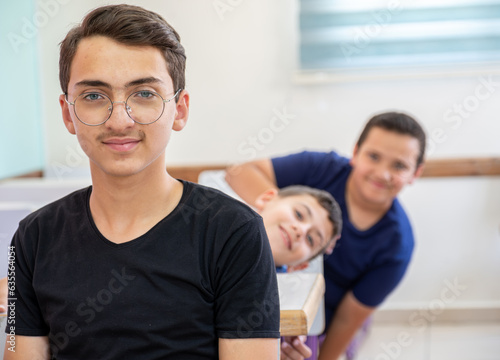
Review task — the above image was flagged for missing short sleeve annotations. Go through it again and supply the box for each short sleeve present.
[214,217,280,339]
[272,151,346,189]
[6,221,49,336]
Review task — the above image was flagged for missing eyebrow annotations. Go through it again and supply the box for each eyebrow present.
[125,77,164,88]
[74,77,165,90]
[74,80,111,89]
[315,229,325,246]
[299,202,313,218]
[299,203,325,244]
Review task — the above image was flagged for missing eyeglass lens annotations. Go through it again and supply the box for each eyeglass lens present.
[74,91,165,125]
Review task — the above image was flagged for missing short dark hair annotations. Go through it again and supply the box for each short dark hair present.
[356,112,426,168]
[59,4,186,100]
[277,185,342,257]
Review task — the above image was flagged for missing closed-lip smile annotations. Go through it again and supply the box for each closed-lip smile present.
[369,178,388,190]
[279,225,292,250]
[102,137,141,152]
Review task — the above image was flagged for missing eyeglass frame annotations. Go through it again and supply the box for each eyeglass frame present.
[64,88,182,126]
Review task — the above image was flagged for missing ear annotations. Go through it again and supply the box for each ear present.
[254,188,279,212]
[324,235,341,255]
[287,262,309,273]
[172,90,189,131]
[59,94,76,135]
[408,163,425,185]
[349,144,359,167]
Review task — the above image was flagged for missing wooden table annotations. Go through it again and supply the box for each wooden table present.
[278,272,325,336]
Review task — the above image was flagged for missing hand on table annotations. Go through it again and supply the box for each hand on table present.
[281,336,312,360]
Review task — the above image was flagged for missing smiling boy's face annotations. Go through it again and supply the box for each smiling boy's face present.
[60,36,188,179]
[349,127,422,209]
[255,190,334,269]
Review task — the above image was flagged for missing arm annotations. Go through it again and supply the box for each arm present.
[225,159,277,206]
[214,216,280,354]
[6,226,52,359]
[219,338,279,360]
[0,276,7,313]
[3,335,50,360]
[318,292,375,360]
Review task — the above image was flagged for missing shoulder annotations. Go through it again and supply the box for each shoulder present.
[273,150,348,166]
[272,150,351,186]
[300,150,350,174]
[12,187,91,256]
[18,187,90,231]
[177,181,262,228]
[175,182,272,271]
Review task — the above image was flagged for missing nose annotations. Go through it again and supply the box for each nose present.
[105,101,135,129]
[290,222,308,242]
[111,101,132,114]
[376,164,392,181]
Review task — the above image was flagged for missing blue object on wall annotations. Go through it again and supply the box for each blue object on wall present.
[0,0,45,179]
[300,1,500,70]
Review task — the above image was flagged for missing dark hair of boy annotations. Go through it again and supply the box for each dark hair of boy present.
[59,4,186,99]
[278,185,342,257]
[356,111,426,167]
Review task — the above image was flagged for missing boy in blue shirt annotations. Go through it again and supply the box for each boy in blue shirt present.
[226,112,426,360]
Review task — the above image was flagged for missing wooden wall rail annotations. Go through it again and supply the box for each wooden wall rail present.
[166,157,500,183]
[420,157,500,178]
[6,158,500,183]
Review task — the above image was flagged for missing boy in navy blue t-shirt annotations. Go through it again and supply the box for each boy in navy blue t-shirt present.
[226,112,426,360]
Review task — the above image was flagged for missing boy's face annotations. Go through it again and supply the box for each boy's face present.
[349,127,423,207]
[59,36,188,178]
[256,191,334,268]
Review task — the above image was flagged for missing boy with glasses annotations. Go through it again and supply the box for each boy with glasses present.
[4,5,280,359]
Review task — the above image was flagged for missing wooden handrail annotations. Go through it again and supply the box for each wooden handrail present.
[167,157,500,183]
[7,158,500,183]
[420,157,500,177]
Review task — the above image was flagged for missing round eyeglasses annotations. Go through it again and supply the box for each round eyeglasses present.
[65,89,181,126]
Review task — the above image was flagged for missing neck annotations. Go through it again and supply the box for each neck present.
[88,157,183,243]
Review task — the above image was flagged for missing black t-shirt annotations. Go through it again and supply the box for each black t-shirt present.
[8,181,280,359]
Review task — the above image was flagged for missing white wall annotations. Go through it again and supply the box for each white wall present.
[32,0,500,310]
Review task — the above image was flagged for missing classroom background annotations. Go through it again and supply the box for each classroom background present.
[1,0,499,358]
